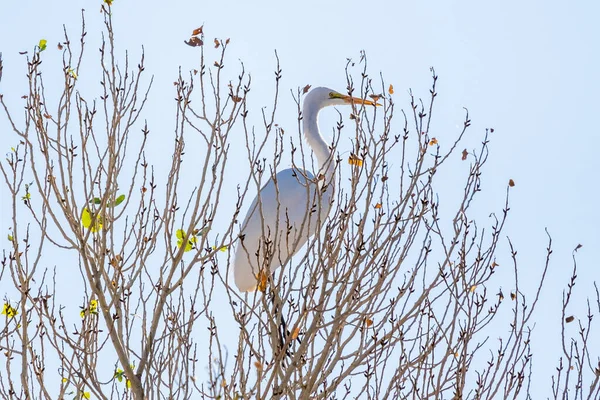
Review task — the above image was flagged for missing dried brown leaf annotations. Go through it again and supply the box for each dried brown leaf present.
[348,154,363,167]
[184,37,203,47]
[257,271,268,292]
[291,327,300,340]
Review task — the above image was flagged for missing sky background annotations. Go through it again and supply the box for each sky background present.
[1,0,599,396]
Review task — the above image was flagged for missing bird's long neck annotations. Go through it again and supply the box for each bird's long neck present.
[303,101,334,179]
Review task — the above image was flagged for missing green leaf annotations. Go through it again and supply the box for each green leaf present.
[176,229,196,252]
[2,303,18,318]
[185,237,196,252]
[89,299,98,314]
[114,194,125,206]
[90,198,101,205]
[67,67,78,80]
[81,208,92,228]
[114,368,124,382]
[7,234,13,242]
[38,39,47,52]
[194,227,209,236]
[81,208,102,232]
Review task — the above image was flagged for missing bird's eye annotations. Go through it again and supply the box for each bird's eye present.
[329,92,335,98]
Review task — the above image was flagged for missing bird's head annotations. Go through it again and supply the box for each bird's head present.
[305,87,381,110]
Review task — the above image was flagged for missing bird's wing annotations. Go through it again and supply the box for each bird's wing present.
[234,168,323,291]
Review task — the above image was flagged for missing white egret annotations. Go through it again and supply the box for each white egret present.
[233,87,378,292]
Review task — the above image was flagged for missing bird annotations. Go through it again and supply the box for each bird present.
[233,87,378,292]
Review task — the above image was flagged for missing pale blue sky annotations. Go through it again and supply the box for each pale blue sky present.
[1,0,599,396]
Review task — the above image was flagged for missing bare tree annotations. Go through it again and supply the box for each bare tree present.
[0,6,598,400]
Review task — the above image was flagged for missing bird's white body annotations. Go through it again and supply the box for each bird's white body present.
[233,168,333,291]
[233,87,376,292]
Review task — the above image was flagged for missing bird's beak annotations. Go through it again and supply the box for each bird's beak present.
[341,94,381,107]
